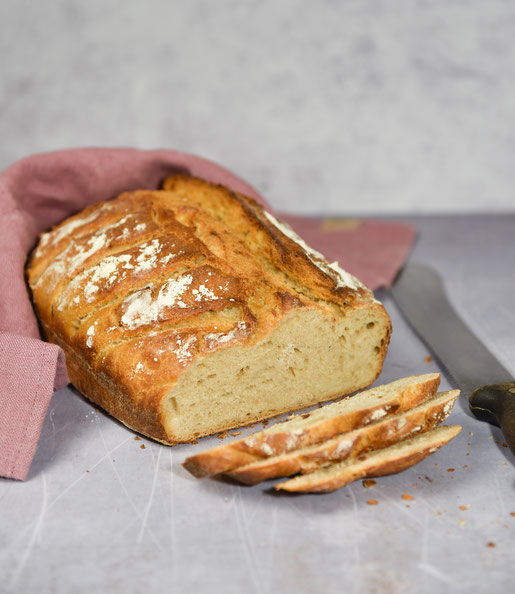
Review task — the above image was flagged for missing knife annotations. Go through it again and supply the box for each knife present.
[391,262,515,454]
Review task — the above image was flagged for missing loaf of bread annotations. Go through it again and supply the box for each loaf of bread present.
[227,389,459,485]
[183,373,440,476]
[27,175,391,444]
[274,425,462,493]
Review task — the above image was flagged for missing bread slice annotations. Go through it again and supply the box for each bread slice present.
[183,373,440,477]
[275,425,462,493]
[227,389,459,485]
[26,175,391,444]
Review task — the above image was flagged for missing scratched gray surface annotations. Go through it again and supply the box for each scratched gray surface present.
[1,214,514,594]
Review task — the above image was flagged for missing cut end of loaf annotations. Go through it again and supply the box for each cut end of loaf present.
[163,302,389,444]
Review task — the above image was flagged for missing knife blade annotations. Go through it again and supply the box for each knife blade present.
[391,262,515,454]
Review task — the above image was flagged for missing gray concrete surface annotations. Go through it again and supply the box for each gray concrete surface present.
[1,215,514,594]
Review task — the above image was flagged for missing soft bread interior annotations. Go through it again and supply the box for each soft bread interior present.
[161,303,388,442]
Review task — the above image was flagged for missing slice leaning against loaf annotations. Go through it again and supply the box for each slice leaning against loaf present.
[26,174,391,445]
[227,389,459,485]
[275,425,462,493]
[183,373,440,477]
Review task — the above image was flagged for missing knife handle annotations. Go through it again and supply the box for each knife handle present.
[469,382,515,455]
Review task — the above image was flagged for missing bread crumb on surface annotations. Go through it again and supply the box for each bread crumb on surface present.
[402,494,414,501]
[447,468,455,472]
[140,444,146,449]
[502,443,508,448]
[230,431,242,437]
[366,499,379,506]
[487,542,496,548]
[460,519,466,527]
[424,356,433,363]
[217,431,229,440]
[134,436,141,440]
[362,479,377,488]
[459,505,469,511]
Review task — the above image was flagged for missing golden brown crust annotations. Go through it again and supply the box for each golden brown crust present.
[27,175,391,444]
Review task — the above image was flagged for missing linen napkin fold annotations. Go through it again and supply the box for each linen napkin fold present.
[0,148,415,480]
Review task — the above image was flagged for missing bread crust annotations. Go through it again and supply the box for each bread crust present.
[27,175,391,444]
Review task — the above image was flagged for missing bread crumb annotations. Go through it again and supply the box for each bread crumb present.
[191,439,198,444]
[366,499,379,506]
[460,519,466,527]
[487,542,496,548]
[434,463,439,466]
[140,444,146,449]
[510,512,515,517]
[362,479,377,488]
[502,443,508,448]
[463,465,468,469]
[86,470,89,473]
[459,505,469,511]
[402,494,414,501]
[217,431,229,439]
[447,468,455,472]
[262,420,269,427]
[412,483,419,488]
[230,431,242,437]
[134,436,141,441]
[424,356,433,363]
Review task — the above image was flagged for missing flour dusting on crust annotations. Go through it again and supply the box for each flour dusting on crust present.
[263,211,364,292]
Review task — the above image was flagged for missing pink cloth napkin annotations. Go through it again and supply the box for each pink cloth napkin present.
[280,215,416,290]
[0,148,415,480]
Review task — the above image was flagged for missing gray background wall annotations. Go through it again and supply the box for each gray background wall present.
[2,0,514,214]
